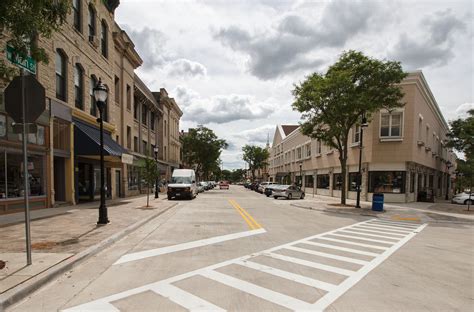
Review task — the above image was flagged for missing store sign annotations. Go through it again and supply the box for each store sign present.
[121,153,134,164]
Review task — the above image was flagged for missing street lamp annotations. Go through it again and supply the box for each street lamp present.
[356,113,369,208]
[445,160,452,200]
[93,78,109,225]
[299,162,303,187]
[154,146,159,199]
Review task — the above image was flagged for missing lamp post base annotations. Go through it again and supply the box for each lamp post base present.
[97,205,109,225]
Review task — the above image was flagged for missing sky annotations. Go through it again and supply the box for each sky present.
[115,0,473,170]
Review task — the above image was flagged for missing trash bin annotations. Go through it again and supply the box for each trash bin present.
[372,193,384,211]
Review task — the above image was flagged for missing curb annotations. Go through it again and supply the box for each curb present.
[0,202,179,312]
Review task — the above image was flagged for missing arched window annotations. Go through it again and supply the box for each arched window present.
[100,20,108,58]
[88,4,96,41]
[55,50,67,101]
[90,75,98,116]
[73,0,82,32]
[74,64,84,110]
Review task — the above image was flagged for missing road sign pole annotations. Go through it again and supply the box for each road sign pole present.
[21,69,32,265]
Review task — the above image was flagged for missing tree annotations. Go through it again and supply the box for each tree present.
[292,50,407,205]
[181,126,227,180]
[0,0,70,82]
[231,169,246,182]
[138,157,159,207]
[221,169,232,181]
[242,145,270,181]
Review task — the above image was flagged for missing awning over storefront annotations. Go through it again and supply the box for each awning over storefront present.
[276,172,289,177]
[74,119,126,157]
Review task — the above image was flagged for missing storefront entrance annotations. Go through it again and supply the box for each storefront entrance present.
[54,156,66,202]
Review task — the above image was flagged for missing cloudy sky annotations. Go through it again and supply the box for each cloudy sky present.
[116,0,473,169]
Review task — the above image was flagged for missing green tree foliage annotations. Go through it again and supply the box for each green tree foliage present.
[292,50,407,204]
[242,145,270,181]
[0,0,70,81]
[138,156,159,207]
[221,169,232,181]
[231,169,246,182]
[181,126,227,180]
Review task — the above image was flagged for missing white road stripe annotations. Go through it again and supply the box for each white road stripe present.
[151,283,225,311]
[312,223,428,311]
[338,229,400,240]
[369,219,420,226]
[348,227,406,237]
[284,246,369,265]
[264,252,355,276]
[328,233,396,245]
[114,228,266,265]
[301,241,380,257]
[199,269,314,311]
[317,237,389,250]
[368,220,419,228]
[62,301,120,312]
[354,224,413,234]
[361,223,415,232]
[235,260,337,292]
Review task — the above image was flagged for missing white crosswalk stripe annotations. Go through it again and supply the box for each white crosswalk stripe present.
[63,219,427,312]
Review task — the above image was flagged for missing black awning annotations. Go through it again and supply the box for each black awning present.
[276,172,289,177]
[74,119,126,157]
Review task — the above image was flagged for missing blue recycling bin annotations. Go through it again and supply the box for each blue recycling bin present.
[372,193,384,211]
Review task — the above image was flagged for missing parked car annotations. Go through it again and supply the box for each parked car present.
[264,184,282,197]
[273,185,305,200]
[257,182,275,194]
[219,181,230,189]
[451,192,473,205]
[197,182,206,193]
[249,182,258,191]
[167,169,198,200]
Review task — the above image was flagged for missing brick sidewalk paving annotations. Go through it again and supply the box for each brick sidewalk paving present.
[0,195,178,309]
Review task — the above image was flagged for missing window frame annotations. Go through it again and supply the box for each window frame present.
[369,171,406,194]
[88,4,96,41]
[90,75,98,116]
[74,64,84,110]
[379,111,403,139]
[73,0,82,32]
[100,20,108,58]
[55,50,67,102]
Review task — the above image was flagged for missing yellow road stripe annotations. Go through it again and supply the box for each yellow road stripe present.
[229,199,261,229]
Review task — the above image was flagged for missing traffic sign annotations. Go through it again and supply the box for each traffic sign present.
[4,75,46,124]
[6,45,37,74]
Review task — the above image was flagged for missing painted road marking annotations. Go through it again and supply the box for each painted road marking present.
[362,223,415,232]
[338,229,401,241]
[114,228,266,265]
[369,220,419,228]
[284,246,369,265]
[64,219,427,312]
[354,224,413,234]
[229,199,262,230]
[328,233,396,245]
[347,227,406,237]
[370,219,420,227]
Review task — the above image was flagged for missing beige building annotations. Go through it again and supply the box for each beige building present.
[269,71,457,203]
[0,0,182,214]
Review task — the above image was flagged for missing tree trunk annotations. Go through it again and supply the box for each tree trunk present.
[339,152,347,205]
[146,186,150,207]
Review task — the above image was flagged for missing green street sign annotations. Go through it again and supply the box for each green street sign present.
[6,45,37,74]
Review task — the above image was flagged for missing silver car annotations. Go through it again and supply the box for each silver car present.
[273,185,305,200]
[451,192,473,205]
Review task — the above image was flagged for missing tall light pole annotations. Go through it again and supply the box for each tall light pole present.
[356,113,368,208]
[154,146,159,199]
[445,161,452,200]
[299,162,303,187]
[94,79,109,225]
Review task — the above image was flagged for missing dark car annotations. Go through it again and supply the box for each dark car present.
[264,184,281,197]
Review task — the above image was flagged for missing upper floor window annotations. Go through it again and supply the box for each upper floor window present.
[73,0,82,32]
[418,117,423,141]
[100,20,108,58]
[126,85,131,110]
[317,140,322,154]
[133,99,139,120]
[305,143,311,157]
[90,75,98,116]
[88,4,96,41]
[55,50,67,101]
[380,112,402,138]
[150,112,155,131]
[114,76,120,104]
[74,64,84,110]
[164,120,167,136]
[297,147,302,159]
[142,104,148,126]
[353,125,360,143]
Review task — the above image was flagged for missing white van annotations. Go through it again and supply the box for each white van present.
[167,169,198,200]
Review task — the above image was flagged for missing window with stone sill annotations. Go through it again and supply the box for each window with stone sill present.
[73,0,82,32]
[380,112,403,138]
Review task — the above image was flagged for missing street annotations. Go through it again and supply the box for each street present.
[10,186,474,311]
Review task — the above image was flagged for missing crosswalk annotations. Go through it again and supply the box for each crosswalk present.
[64,219,427,312]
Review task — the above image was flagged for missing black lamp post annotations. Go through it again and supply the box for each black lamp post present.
[356,113,369,208]
[445,161,452,200]
[93,78,109,225]
[154,146,159,199]
[299,162,303,187]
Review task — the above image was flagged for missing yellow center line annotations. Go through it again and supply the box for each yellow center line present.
[229,199,262,230]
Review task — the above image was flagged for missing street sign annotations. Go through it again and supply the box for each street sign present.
[4,75,46,124]
[6,45,37,74]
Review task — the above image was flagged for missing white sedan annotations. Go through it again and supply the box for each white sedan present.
[451,192,473,205]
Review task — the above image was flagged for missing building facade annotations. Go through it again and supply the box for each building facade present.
[269,71,457,203]
[0,0,182,214]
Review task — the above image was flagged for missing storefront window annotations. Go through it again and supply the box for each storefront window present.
[316,174,329,189]
[128,165,140,190]
[369,171,406,193]
[333,173,343,190]
[349,172,359,191]
[0,151,45,198]
[78,163,92,200]
[0,114,6,137]
[305,175,314,188]
[410,172,415,193]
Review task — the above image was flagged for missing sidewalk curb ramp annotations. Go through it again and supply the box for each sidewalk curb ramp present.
[0,202,179,312]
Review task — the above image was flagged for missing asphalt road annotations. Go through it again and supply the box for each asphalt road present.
[10,187,474,311]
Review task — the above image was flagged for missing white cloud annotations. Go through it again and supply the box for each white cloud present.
[455,103,474,117]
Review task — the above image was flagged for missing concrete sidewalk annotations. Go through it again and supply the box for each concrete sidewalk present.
[293,194,474,223]
[0,194,179,311]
